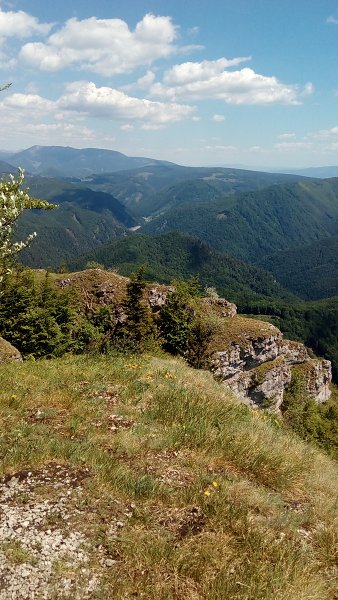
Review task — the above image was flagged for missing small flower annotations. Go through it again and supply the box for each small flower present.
[204,489,211,496]
[212,481,219,488]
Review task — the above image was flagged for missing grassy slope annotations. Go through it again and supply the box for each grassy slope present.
[0,353,337,599]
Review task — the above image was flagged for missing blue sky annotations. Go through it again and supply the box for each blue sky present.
[1,0,338,169]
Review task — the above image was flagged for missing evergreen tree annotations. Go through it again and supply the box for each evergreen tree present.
[114,267,156,352]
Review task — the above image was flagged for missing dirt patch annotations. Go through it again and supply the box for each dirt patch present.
[158,506,205,539]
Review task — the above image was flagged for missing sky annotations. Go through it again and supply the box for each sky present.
[1,0,338,169]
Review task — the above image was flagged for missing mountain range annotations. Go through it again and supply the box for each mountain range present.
[2,143,338,380]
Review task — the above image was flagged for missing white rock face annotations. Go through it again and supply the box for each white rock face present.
[297,359,332,404]
[208,322,332,410]
[226,360,292,410]
[145,288,332,411]
[210,333,283,381]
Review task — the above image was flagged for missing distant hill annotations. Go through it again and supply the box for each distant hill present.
[70,232,295,303]
[259,234,338,300]
[0,160,17,173]
[143,178,338,263]
[282,166,338,178]
[84,163,308,218]
[5,145,171,178]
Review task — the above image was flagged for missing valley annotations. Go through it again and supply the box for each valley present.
[2,145,338,383]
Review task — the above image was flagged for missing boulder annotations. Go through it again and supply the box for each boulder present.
[0,337,22,363]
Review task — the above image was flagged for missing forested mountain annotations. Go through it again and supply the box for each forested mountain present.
[16,176,136,269]
[83,163,308,218]
[259,235,338,300]
[71,232,294,302]
[143,178,338,263]
[18,205,128,269]
[3,145,170,178]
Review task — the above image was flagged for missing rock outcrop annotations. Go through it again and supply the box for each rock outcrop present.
[207,312,332,410]
[0,337,22,364]
[54,271,332,412]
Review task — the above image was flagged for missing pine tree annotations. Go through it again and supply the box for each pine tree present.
[114,267,156,352]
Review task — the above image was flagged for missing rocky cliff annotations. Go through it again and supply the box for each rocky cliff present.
[55,271,332,412]
[206,309,331,410]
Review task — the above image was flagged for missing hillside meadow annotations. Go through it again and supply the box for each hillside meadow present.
[0,352,337,599]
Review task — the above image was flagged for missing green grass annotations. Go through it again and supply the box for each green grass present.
[0,353,337,599]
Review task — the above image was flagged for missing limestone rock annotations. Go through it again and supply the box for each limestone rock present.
[148,286,175,310]
[227,358,292,410]
[0,337,22,363]
[201,297,237,318]
[279,340,310,364]
[210,332,283,380]
[207,313,332,410]
[291,360,332,403]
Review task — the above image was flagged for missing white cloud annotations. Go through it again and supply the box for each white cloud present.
[58,81,195,126]
[0,90,99,147]
[120,124,134,131]
[203,144,237,151]
[327,15,338,24]
[0,8,52,42]
[3,92,54,111]
[313,125,338,139]
[151,57,312,105]
[161,57,251,86]
[19,13,178,75]
[274,141,313,151]
[277,132,296,140]
[121,70,156,92]
[212,114,225,122]
[187,26,199,37]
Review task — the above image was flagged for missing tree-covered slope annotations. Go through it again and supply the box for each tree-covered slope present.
[259,234,338,300]
[71,232,294,302]
[16,175,136,269]
[18,204,128,270]
[85,163,307,218]
[143,179,338,263]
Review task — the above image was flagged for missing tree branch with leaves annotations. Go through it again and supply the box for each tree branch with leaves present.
[0,168,56,281]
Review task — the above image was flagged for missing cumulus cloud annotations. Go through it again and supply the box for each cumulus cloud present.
[3,92,54,111]
[58,81,195,126]
[0,8,52,42]
[151,57,312,105]
[0,83,195,142]
[19,13,178,75]
[212,114,225,122]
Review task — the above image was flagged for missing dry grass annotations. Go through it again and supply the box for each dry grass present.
[0,353,337,599]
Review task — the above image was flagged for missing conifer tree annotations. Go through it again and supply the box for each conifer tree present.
[115,267,156,352]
